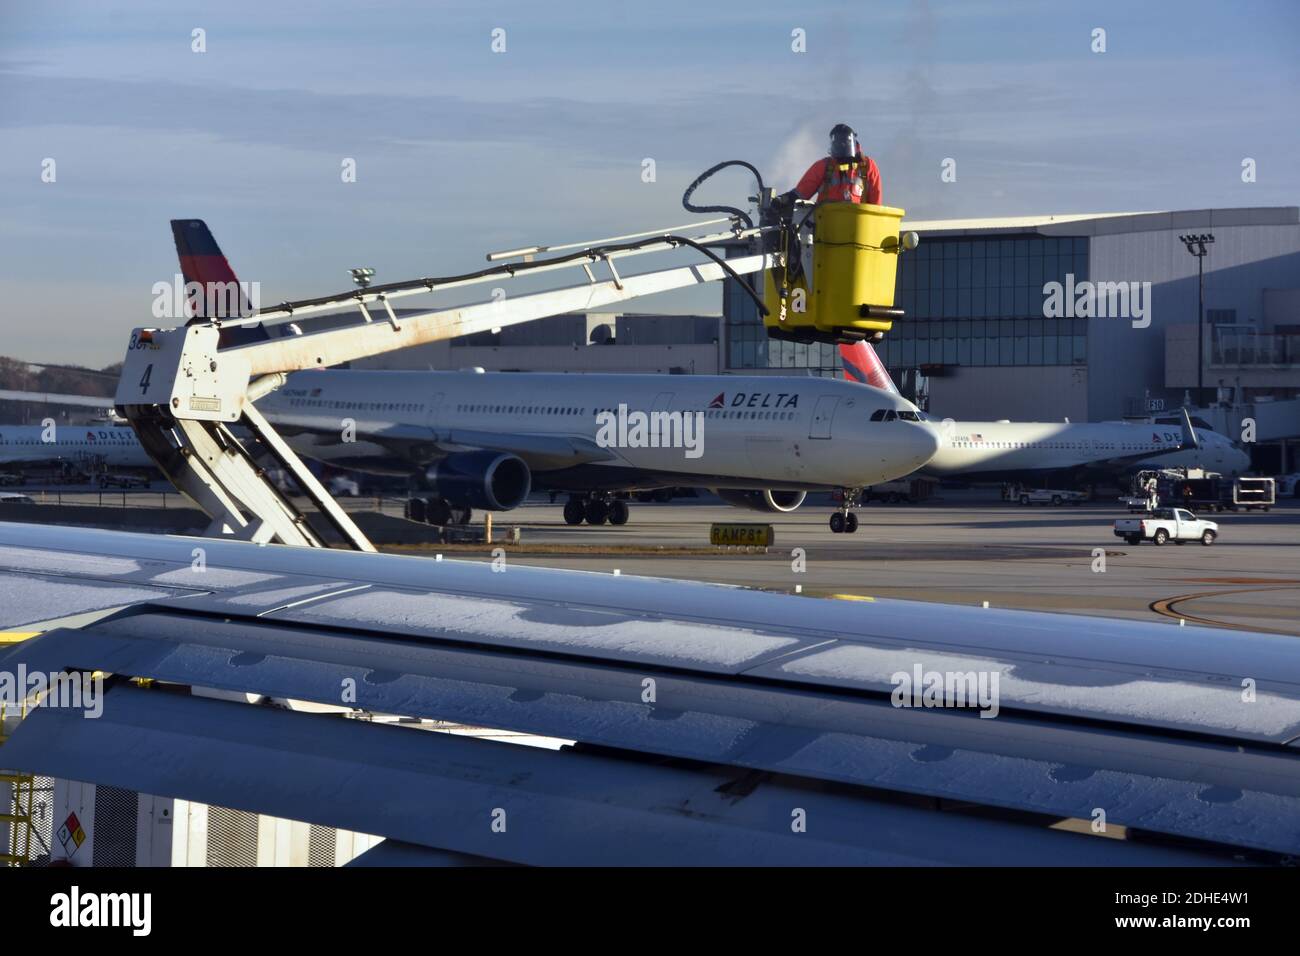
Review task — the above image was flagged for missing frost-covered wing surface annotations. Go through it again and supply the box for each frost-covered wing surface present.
[1,521,1297,865]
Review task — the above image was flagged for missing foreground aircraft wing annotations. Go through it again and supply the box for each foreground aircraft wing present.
[1,521,1297,865]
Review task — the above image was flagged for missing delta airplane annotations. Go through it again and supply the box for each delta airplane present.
[920,413,1248,484]
[0,421,154,472]
[260,369,939,529]
[838,343,1249,485]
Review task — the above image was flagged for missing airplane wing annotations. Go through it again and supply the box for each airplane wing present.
[270,416,618,470]
[1,521,1297,865]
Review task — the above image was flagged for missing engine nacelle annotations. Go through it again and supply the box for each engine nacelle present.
[425,452,531,511]
[715,488,807,513]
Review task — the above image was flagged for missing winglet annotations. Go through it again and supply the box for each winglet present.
[1179,407,1200,451]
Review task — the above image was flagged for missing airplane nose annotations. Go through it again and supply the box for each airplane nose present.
[908,422,942,467]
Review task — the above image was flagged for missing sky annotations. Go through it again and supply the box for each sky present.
[1,0,1297,367]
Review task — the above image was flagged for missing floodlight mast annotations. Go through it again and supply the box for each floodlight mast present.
[113,219,779,551]
[1179,233,1215,405]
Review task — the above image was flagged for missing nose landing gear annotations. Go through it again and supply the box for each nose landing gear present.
[829,488,862,533]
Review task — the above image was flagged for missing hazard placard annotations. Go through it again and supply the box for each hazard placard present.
[58,812,86,856]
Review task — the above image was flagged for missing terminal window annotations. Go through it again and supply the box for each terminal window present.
[723,234,1089,376]
[884,235,1089,368]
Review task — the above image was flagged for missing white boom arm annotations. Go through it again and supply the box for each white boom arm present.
[114,222,778,550]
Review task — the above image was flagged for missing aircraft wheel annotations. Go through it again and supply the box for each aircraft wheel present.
[1201,530,1216,546]
[609,500,630,525]
[844,512,859,533]
[585,499,609,525]
[829,512,846,534]
[405,497,427,523]
[425,497,452,527]
[1153,528,1168,546]
[563,499,585,525]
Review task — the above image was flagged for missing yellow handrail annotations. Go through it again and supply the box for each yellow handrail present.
[1,633,40,865]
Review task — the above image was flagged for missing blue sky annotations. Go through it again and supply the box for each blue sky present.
[2,0,1297,366]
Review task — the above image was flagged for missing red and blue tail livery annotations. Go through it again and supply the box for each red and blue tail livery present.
[838,340,898,395]
[170,219,268,346]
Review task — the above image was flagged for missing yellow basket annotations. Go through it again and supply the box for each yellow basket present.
[764,202,908,338]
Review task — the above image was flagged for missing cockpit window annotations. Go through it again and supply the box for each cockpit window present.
[884,410,897,422]
[898,411,920,422]
[870,409,887,422]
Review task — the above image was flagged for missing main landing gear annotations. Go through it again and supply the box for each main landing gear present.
[829,488,862,534]
[563,493,631,526]
[405,496,472,527]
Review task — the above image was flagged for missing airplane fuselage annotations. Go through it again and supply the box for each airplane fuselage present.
[261,370,939,492]
[922,419,1248,482]
[0,423,153,470]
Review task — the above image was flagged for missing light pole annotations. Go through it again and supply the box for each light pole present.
[1179,233,1214,406]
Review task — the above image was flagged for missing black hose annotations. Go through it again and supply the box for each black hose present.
[680,159,765,230]
[662,234,768,316]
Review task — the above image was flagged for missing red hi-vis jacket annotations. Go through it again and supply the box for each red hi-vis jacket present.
[794,154,882,205]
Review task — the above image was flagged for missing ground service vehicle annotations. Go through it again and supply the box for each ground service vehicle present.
[1018,488,1086,506]
[1113,508,1218,546]
[98,472,149,489]
[863,477,937,504]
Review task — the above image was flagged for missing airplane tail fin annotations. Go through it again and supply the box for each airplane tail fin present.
[838,341,898,395]
[170,219,269,346]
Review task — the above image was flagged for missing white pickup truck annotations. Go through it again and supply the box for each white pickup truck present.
[1113,508,1218,546]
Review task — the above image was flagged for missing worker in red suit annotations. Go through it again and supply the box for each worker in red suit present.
[779,124,882,208]
[771,124,882,283]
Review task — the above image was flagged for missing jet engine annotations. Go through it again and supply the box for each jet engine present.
[715,489,807,513]
[425,452,531,511]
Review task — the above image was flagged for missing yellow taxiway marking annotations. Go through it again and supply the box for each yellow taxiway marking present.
[827,594,876,602]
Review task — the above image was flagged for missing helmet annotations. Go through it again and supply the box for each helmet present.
[829,124,859,161]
